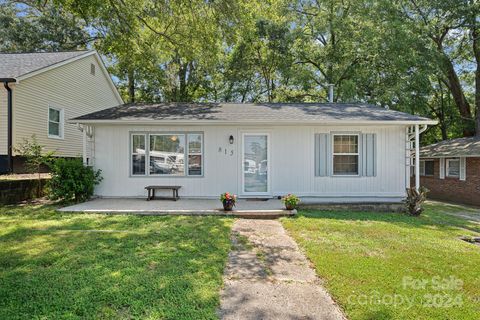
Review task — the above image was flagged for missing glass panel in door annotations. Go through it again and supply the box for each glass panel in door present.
[243,134,268,193]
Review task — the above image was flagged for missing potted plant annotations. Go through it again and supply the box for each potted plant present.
[220,192,237,211]
[281,194,300,210]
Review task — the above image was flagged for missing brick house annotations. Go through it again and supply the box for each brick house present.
[417,137,479,206]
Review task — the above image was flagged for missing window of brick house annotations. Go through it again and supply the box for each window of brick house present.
[446,159,460,177]
[420,160,434,176]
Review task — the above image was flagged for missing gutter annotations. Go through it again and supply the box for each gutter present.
[1,78,16,173]
[68,119,439,126]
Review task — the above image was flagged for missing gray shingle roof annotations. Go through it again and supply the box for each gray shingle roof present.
[72,102,434,123]
[421,136,480,158]
[0,51,91,78]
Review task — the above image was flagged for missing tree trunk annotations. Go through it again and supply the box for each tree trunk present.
[438,78,448,140]
[441,55,474,136]
[128,68,135,103]
[178,62,187,102]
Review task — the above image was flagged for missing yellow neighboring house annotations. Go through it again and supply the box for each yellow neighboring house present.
[0,50,123,173]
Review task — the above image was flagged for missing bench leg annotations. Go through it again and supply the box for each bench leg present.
[146,189,150,201]
[173,189,177,201]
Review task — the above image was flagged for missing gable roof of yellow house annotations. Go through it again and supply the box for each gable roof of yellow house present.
[0,50,123,173]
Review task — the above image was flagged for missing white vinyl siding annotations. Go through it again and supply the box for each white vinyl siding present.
[12,54,122,157]
[93,125,406,201]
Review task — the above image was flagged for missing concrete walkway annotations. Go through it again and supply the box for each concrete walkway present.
[218,219,345,320]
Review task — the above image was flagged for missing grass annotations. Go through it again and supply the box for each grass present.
[281,203,480,320]
[0,204,232,319]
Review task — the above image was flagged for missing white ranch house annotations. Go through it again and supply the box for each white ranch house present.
[72,103,435,202]
[0,51,123,173]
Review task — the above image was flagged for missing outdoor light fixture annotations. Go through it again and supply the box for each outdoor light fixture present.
[229,135,234,144]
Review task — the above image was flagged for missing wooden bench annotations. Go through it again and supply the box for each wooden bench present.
[145,185,181,201]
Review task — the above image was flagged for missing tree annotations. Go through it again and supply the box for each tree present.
[14,135,55,197]
[394,0,479,136]
[57,0,245,102]
[0,1,91,52]
[289,0,375,102]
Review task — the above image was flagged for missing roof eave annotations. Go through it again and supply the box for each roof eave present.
[68,119,438,126]
[420,154,480,158]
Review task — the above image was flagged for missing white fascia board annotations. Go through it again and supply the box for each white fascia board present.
[68,119,438,126]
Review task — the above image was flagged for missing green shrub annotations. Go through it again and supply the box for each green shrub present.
[49,158,102,203]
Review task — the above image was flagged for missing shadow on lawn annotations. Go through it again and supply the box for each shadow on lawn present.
[295,204,480,234]
[0,208,232,319]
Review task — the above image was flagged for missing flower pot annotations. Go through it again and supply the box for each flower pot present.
[223,201,234,211]
[285,203,296,210]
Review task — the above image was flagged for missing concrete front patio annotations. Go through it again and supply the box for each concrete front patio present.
[58,198,296,218]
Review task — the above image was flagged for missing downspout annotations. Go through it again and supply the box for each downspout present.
[1,78,16,173]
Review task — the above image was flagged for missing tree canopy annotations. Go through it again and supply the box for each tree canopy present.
[1,0,478,142]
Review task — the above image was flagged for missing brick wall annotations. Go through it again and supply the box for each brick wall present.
[415,158,480,206]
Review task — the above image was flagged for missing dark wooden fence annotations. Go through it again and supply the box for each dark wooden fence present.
[0,178,49,204]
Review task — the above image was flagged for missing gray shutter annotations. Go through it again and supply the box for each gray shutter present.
[315,133,329,176]
[362,133,376,177]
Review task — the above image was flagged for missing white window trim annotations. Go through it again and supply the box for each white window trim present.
[332,133,360,177]
[446,158,460,177]
[130,132,204,177]
[131,133,146,176]
[241,132,271,196]
[47,106,64,139]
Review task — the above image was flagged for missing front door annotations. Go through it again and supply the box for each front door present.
[242,133,270,196]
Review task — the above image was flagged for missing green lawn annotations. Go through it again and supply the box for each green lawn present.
[282,203,480,320]
[0,204,232,320]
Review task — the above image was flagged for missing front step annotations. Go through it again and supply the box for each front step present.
[91,209,297,219]
[224,209,297,219]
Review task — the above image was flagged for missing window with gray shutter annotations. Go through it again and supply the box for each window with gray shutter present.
[315,132,376,177]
